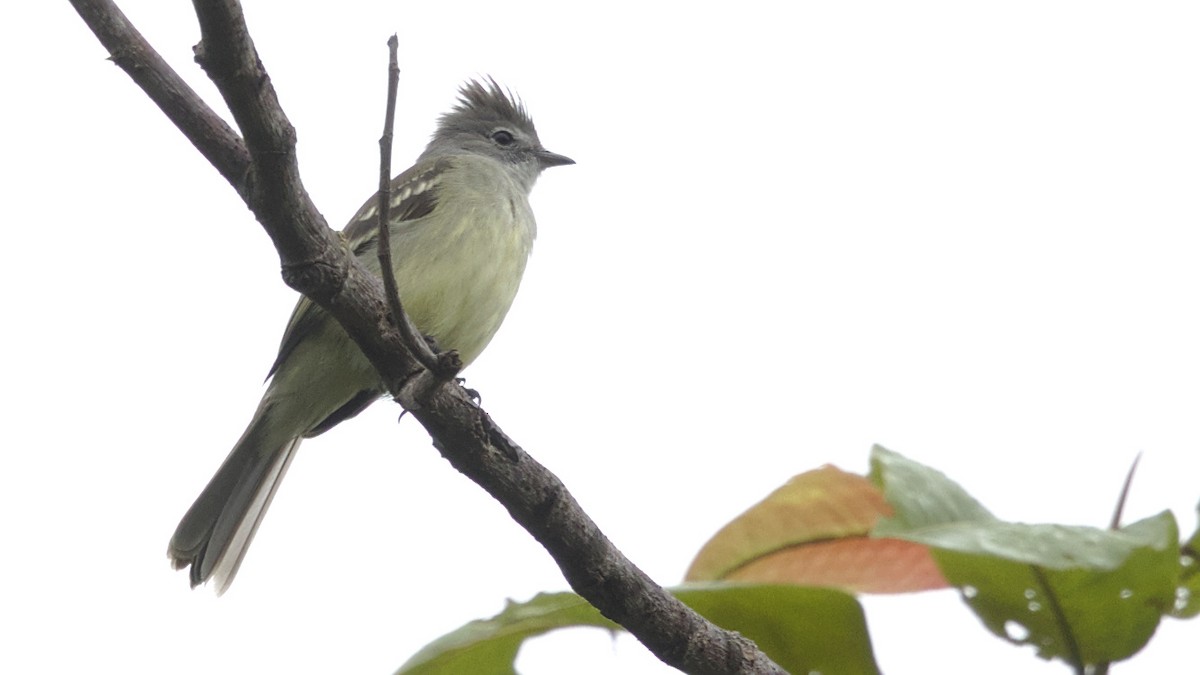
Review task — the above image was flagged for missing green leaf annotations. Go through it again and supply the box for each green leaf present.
[869,445,1180,666]
[673,584,880,675]
[397,584,880,675]
[869,444,995,531]
[933,514,1178,664]
[396,593,616,675]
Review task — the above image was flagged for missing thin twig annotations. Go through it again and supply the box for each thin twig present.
[375,35,439,374]
[1108,452,1142,530]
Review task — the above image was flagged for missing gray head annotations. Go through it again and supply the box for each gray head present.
[420,78,574,189]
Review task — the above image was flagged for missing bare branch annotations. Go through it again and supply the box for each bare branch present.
[375,35,443,376]
[67,1,786,672]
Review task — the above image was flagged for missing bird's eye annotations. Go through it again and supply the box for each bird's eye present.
[491,130,515,146]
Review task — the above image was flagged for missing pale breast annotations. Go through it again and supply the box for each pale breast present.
[389,157,536,366]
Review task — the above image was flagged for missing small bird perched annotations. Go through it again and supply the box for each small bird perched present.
[168,78,573,593]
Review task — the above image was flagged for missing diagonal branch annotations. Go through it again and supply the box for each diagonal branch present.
[67,0,250,194]
[67,1,786,673]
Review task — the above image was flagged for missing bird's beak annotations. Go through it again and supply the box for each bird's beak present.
[536,149,575,168]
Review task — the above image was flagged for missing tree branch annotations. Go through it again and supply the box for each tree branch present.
[67,0,250,194]
[67,1,785,672]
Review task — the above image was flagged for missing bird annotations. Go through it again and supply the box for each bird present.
[167,78,573,593]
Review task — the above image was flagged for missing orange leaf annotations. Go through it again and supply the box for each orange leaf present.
[686,465,947,593]
[724,537,947,593]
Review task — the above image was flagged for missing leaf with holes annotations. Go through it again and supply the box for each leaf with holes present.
[871,445,1179,667]
[1169,506,1200,619]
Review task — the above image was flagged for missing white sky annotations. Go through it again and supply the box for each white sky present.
[4,1,1198,673]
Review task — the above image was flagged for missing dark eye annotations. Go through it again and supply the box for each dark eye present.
[491,130,515,146]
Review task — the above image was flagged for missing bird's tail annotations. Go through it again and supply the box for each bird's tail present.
[167,405,300,594]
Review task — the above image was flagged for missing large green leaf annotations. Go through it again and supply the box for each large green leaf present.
[673,584,880,675]
[870,445,1179,666]
[932,517,1177,664]
[397,584,879,675]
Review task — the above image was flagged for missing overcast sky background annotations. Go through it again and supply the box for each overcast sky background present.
[4,2,1198,673]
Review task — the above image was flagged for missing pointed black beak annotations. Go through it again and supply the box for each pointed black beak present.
[536,148,575,169]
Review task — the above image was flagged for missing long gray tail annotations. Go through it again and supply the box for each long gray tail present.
[168,410,300,595]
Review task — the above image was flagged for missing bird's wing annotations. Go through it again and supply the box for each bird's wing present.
[267,157,454,379]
